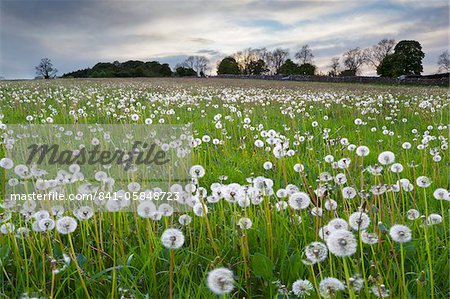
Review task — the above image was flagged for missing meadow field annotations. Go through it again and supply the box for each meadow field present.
[0,78,449,298]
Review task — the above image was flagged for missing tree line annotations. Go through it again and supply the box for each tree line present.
[37,39,449,79]
[217,40,448,77]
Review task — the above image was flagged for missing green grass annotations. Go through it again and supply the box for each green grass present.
[0,78,449,298]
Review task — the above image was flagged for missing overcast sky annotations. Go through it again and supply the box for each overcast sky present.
[1,0,448,79]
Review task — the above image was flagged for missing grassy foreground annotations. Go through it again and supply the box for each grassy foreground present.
[0,78,449,298]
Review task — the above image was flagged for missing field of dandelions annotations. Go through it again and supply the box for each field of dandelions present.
[0,78,449,299]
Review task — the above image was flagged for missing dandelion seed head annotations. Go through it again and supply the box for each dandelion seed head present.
[361,231,378,245]
[327,218,349,232]
[378,151,395,165]
[161,228,185,249]
[349,211,371,230]
[288,192,311,210]
[56,216,77,234]
[304,242,328,264]
[406,209,420,220]
[207,267,235,295]
[319,277,345,298]
[427,213,442,225]
[237,217,252,229]
[326,229,357,257]
[292,279,313,296]
[389,224,412,243]
[416,176,431,188]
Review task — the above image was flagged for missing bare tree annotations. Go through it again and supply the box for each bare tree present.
[193,56,209,75]
[438,50,450,73]
[328,57,340,76]
[181,56,195,69]
[365,39,395,69]
[342,47,366,75]
[181,56,209,75]
[295,44,314,64]
[270,48,289,74]
[35,58,58,79]
[254,48,272,72]
[233,48,260,72]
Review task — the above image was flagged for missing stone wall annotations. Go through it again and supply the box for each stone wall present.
[215,74,450,86]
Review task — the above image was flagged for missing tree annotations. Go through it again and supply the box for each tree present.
[63,60,172,78]
[193,56,209,75]
[278,59,301,76]
[377,54,403,77]
[342,48,366,75]
[244,59,268,75]
[437,50,450,73]
[328,57,340,76]
[233,48,258,72]
[295,45,314,64]
[35,58,58,79]
[392,40,425,75]
[175,67,197,77]
[181,56,209,76]
[217,57,240,74]
[377,40,425,77]
[365,39,395,69]
[256,48,273,72]
[270,48,289,74]
[159,63,173,77]
[298,63,316,75]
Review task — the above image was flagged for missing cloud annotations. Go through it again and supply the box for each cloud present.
[0,0,448,78]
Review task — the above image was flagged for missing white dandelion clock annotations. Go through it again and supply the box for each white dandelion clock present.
[276,201,288,211]
[427,214,442,225]
[361,231,379,245]
[416,176,431,188]
[237,217,252,229]
[38,218,55,231]
[378,151,395,165]
[348,211,371,230]
[178,214,192,226]
[326,229,357,257]
[0,158,14,169]
[433,188,449,201]
[324,199,338,211]
[34,210,50,221]
[349,274,364,293]
[293,163,304,172]
[137,201,156,218]
[342,187,357,199]
[161,228,185,249]
[263,161,273,170]
[288,192,311,210]
[190,165,205,178]
[158,204,174,217]
[406,209,420,220]
[389,224,412,243]
[319,225,332,241]
[304,242,328,264]
[292,279,313,297]
[56,216,78,234]
[207,267,235,295]
[319,277,345,298]
[327,218,349,232]
[390,163,403,173]
[371,284,390,298]
[356,146,370,157]
[193,202,207,217]
[311,207,323,217]
[0,223,15,234]
[74,206,94,220]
